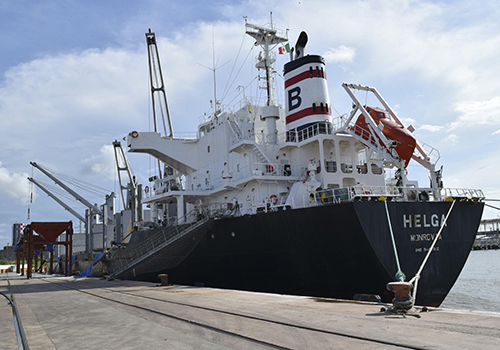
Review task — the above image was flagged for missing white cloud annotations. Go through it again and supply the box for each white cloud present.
[419,125,444,132]
[450,96,500,130]
[0,161,30,204]
[399,117,416,126]
[80,144,116,180]
[444,133,459,145]
[323,45,356,64]
[0,47,147,128]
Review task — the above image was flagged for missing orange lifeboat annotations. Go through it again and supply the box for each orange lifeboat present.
[354,107,416,168]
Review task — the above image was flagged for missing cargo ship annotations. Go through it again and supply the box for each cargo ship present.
[110,18,484,306]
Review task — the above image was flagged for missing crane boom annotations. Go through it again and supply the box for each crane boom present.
[113,140,136,208]
[112,141,142,225]
[30,161,102,214]
[28,177,86,222]
[146,29,174,138]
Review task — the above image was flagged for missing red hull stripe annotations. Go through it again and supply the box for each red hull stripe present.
[285,70,326,88]
[286,107,331,124]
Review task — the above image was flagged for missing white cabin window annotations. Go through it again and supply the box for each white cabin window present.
[371,164,383,174]
[339,140,353,174]
[325,160,337,173]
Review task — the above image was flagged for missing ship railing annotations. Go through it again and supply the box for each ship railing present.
[285,190,339,209]
[388,186,485,202]
[253,132,284,146]
[147,174,184,197]
[342,122,393,158]
[200,202,245,218]
[249,162,293,177]
[350,185,401,200]
[229,133,254,147]
[439,188,485,200]
[277,122,334,144]
[167,131,198,140]
[413,141,441,165]
[331,114,349,131]
[181,163,305,193]
[284,186,403,210]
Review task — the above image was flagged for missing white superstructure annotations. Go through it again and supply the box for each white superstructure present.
[127,19,483,226]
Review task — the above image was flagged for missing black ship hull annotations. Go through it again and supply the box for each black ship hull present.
[127,200,483,306]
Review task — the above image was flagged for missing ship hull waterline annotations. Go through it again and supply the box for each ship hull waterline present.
[123,200,483,307]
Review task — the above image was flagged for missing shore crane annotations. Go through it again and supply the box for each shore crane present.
[29,162,115,252]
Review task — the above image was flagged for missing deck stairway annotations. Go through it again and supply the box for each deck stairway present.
[228,119,243,140]
[108,216,212,279]
[252,144,273,165]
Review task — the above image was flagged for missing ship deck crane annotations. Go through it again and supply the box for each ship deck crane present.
[146,28,174,138]
[145,29,176,180]
[113,140,142,227]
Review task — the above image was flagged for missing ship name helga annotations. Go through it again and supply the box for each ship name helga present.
[402,214,447,229]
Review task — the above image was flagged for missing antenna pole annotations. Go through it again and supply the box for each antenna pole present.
[212,27,218,116]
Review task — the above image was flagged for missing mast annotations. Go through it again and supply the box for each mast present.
[245,15,288,107]
[245,15,288,145]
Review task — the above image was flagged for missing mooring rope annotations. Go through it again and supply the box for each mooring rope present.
[383,198,406,282]
[408,199,456,302]
[484,203,500,211]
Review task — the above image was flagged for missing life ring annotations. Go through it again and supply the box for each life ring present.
[145,186,149,194]
[270,194,278,205]
[130,131,139,138]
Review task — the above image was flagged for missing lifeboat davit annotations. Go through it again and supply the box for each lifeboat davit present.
[354,107,416,168]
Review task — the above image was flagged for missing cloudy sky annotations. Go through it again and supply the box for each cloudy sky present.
[1,0,500,249]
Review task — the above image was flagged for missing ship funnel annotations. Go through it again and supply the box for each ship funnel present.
[294,31,308,59]
[284,53,332,133]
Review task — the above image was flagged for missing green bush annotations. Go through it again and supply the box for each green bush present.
[0,259,15,265]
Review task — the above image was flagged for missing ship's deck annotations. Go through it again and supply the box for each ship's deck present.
[1,272,499,349]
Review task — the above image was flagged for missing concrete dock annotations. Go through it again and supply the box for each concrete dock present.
[1,272,499,349]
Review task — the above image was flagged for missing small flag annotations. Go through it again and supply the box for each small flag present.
[279,43,291,54]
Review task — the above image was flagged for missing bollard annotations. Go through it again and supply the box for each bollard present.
[158,274,169,286]
[386,281,414,311]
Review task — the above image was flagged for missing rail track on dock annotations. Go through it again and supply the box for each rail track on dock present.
[0,274,30,350]
[37,278,429,350]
